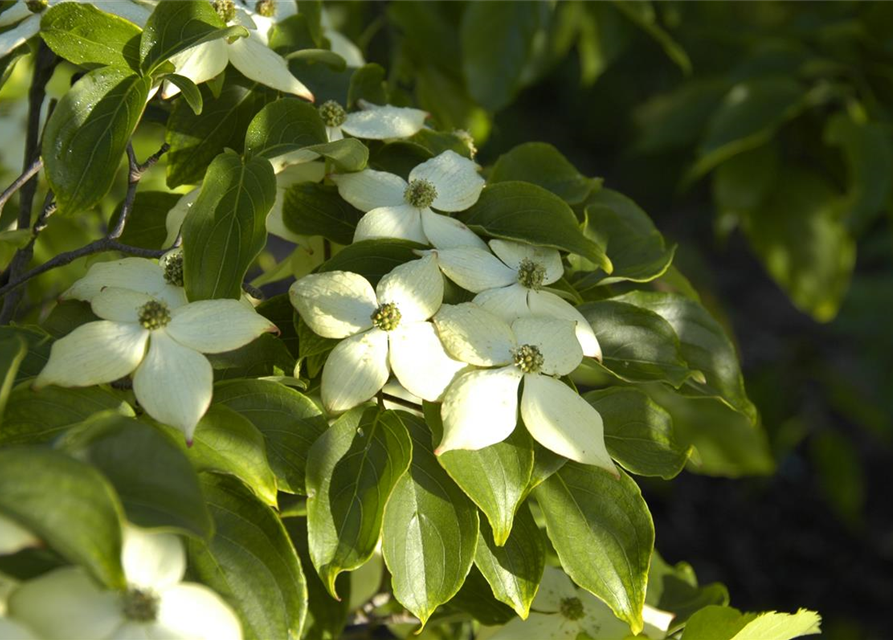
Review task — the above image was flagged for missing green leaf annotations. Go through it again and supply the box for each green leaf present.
[0,336,27,422]
[689,77,807,180]
[489,143,599,205]
[189,473,307,640]
[681,606,821,640]
[534,462,654,633]
[347,64,388,108]
[464,182,612,273]
[306,408,412,598]
[613,1,691,75]
[108,190,181,250]
[303,138,369,173]
[577,299,694,387]
[164,74,203,115]
[244,98,327,160]
[713,144,779,215]
[212,380,329,495]
[296,316,337,379]
[0,448,125,588]
[42,66,151,215]
[0,229,31,249]
[182,151,276,300]
[282,183,362,245]
[296,0,324,46]
[319,239,424,286]
[633,79,729,154]
[740,167,855,322]
[647,552,729,630]
[140,0,246,74]
[448,566,515,626]
[460,1,541,111]
[572,189,676,286]
[0,327,51,383]
[165,82,268,188]
[180,405,279,506]
[615,291,758,424]
[583,388,690,479]
[474,502,544,619]
[206,333,296,380]
[381,411,479,626]
[285,49,346,72]
[0,385,133,446]
[61,414,213,539]
[424,401,533,546]
[40,2,141,70]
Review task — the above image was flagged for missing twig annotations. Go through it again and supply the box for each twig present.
[109,142,170,239]
[0,159,42,216]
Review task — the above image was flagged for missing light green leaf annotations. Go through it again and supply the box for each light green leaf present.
[182,151,276,300]
[534,462,654,633]
[381,411,479,626]
[40,2,141,70]
[464,181,612,272]
[282,183,362,245]
[164,74,203,115]
[319,239,424,286]
[60,414,213,539]
[212,380,328,495]
[583,388,690,479]
[681,605,821,640]
[474,502,544,619]
[489,142,600,205]
[0,229,32,249]
[303,138,369,173]
[0,336,27,423]
[42,66,151,215]
[244,98,327,160]
[189,473,307,640]
[0,448,125,588]
[578,299,694,388]
[306,408,412,598]
[614,291,758,423]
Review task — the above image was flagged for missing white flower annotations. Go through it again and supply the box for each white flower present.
[430,239,602,360]
[0,515,38,557]
[0,616,39,640]
[0,1,152,57]
[61,255,187,309]
[161,4,312,101]
[35,287,276,442]
[7,526,241,640]
[317,99,428,143]
[433,303,616,473]
[483,567,673,640]
[332,150,486,249]
[289,255,466,413]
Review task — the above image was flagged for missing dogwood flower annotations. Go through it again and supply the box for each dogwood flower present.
[0,515,37,556]
[317,99,428,143]
[332,150,486,249]
[430,239,602,359]
[161,2,312,101]
[433,303,616,472]
[7,526,241,640]
[61,255,187,308]
[35,287,276,442]
[0,1,151,57]
[289,255,465,413]
[0,617,39,640]
[483,567,673,640]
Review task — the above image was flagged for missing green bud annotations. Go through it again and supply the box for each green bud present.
[138,300,171,331]
[318,100,347,128]
[212,0,236,23]
[516,258,546,290]
[513,344,544,374]
[404,179,437,209]
[26,0,48,13]
[255,0,276,18]
[559,596,584,621]
[371,302,401,332]
[162,251,184,287]
[122,588,159,622]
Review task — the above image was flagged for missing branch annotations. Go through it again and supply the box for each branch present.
[109,142,170,239]
[0,159,43,216]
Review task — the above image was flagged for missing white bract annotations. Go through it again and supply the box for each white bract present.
[430,239,602,359]
[0,1,151,57]
[317,99,428,143]
[483,567,673,640]
[0,515,38,557]
[35,287,276,442]
[61,255,187,308]
[161,4,312,101]
[433,303,616,473]
[7,526,241,640]
[289,256,465,413]
[332,150,486,249]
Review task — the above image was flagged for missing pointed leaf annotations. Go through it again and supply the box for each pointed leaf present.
[244,98,327,160]
[165,74,203,114]
[40,2,141,70]
[0,336,27,422]
[681,606,821,640]
[282,183,363,245]
[489,142,600,205]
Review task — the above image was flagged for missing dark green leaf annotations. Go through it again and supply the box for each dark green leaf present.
[464,182,612,273]
[189,473,307,640]
[296,316,337,379]
[448,566,515,626]
[296,0,324,46]
[306,408,412,597]
[206,333,295,380]
[633,79,729,154]
[285,49,346,71]
[648,552,729,631]
[534,463,654,633]
[165,74,203,115]
[0,327,52,384]
[319,239,424,286]
[381,412,479,625]
[213,380,328,495]
[347,64,387,108]
[182,151,276,300]
[243,98,327,160]
[42,66,150,215]
[0,336,27,422]
[282,183,362,245]
[108,191,181,250]
[0,448,125,588]
[613,1,691,75]
[712,144,779,215]
[489,143,599,205]
[40,3,141,70]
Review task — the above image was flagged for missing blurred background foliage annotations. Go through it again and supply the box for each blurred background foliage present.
[1,1,891,638]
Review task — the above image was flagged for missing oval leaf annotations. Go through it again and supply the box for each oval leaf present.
[244,98,327,160]
[40,3,141,70]
[489,142,599,205]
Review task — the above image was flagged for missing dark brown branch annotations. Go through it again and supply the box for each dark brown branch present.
[109,142,170,239]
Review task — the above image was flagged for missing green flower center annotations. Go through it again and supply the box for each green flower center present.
[255,0,276,18]
[318,100,347,128]
[138,300,171,331]
[26,0,48,13]
[517,258,546,290]
[404,179,437,209]
[162,252,184,287]
[212,0,236,23]
[371,302,401,332]
[122,588,159,622]
[559,596,584,621]
[513,344,544,374]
